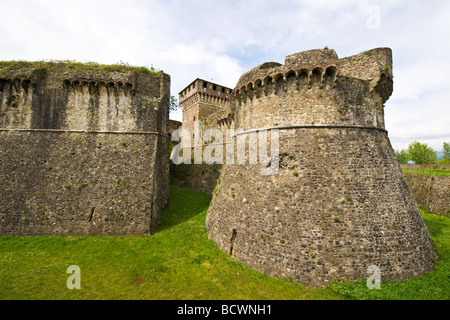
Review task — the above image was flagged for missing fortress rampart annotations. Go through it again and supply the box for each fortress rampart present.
[0,62,171,235]
[400,164,450,216]
[205,48,438,287]
[233,48,392,131]
[180,78,233,143]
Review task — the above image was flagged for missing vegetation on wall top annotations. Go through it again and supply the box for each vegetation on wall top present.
[0,60,161,77]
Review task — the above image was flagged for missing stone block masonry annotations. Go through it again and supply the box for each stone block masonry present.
[171,161,222,195]
[401,165,450,216]
[0,62,171,235]
[179,78,233,143]
[205,48,438,287]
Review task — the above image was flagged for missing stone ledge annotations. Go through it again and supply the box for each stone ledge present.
[0,128,170,137]
[232,124,388,136]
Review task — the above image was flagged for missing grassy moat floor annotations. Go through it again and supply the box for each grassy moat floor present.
[0,183,449,300]
[402,168,450,177]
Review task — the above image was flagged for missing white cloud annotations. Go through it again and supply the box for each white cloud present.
[386,90,450,151]
[0,0,448,145]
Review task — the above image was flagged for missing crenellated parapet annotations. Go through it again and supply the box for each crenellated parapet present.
[233,48,393,131]
[0,77,34,100]
[0,76,38,129]
[180,90,231,113]
[235,48,392,97]
[179,78,232,118]
[0,70,138,103]
[180,78,232,105]
[0,61,169,133]
[179,78,233,142]
[61,79,134,96]
[235,64,340,100]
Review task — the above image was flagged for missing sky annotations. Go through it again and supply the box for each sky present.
[0,0,449,151]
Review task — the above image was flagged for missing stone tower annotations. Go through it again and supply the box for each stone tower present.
[0,61,171,236]
[179,78,233,142]
[205,48,438,287]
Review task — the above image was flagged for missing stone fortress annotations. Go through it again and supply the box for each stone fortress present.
[179,78,234,143]
[0,47,439,288]
[0,62,171,235]
[180,47,438,287]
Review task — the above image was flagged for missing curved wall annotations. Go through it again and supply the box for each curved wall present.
[205,48,437,287]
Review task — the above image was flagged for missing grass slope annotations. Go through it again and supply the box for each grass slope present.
[402,168,450,177]
[0,184,339,300]
[0,185,449,300]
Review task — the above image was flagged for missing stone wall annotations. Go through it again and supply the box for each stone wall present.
[179,78,233,142]
[401,164,450,216]
[401,164,450,170]
[0,66,167,133]
[171,162,222,195]
[0,62,171,235]
[205,48,437,287]
[234,48,392,131]
[200,103,234,143]
[169,119,182,136]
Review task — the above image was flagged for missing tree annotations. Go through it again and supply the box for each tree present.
[443,142,450,160]
[438,158,450,165]
[395,149,409,164]
[437,141,450,164]
[170,95,179,113]
[407,141,437,164]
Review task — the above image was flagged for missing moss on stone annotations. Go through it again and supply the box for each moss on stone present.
[0,60,161,77]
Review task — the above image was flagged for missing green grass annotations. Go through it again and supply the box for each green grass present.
[0,60,160,77]
[0,184,340,300]
[0,185,449,300]
[402,168,450,177]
